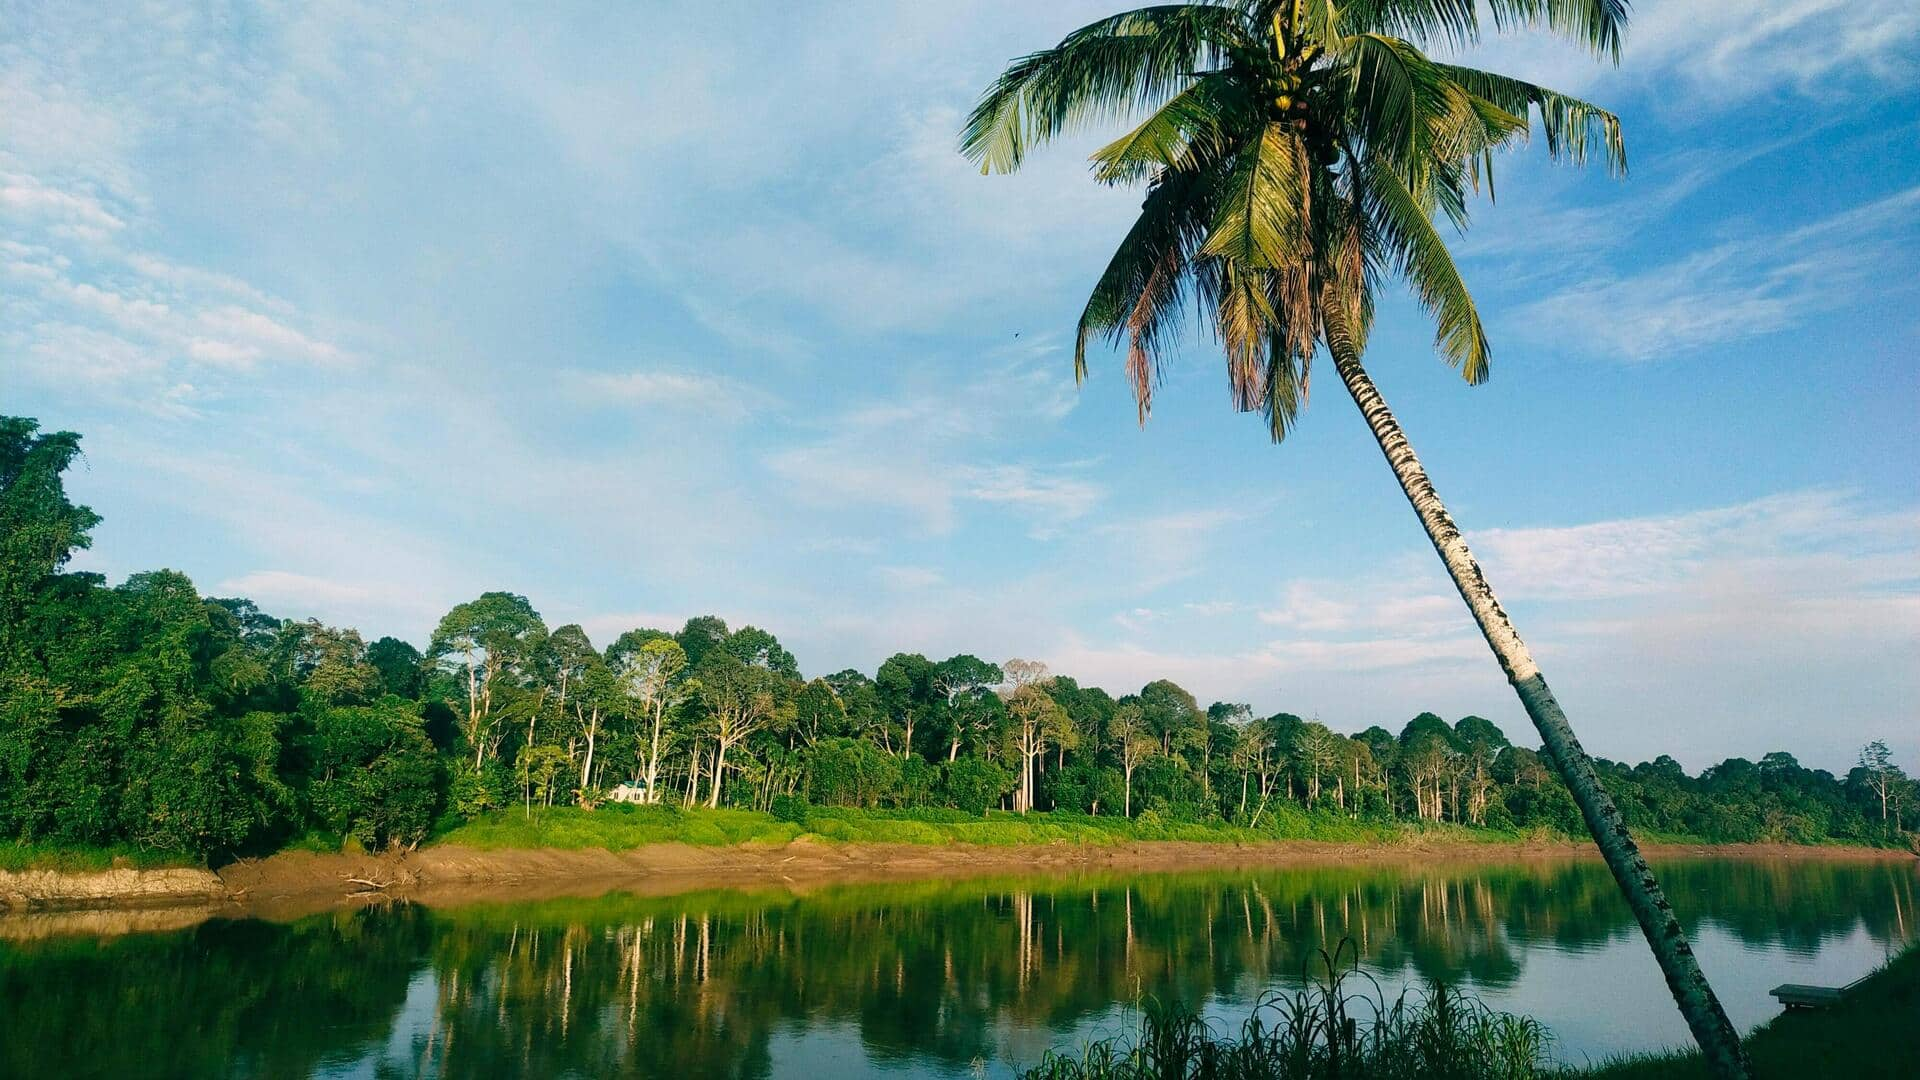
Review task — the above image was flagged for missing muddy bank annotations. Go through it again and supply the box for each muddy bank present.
[3,837,1908,925]
[0,865,225,912]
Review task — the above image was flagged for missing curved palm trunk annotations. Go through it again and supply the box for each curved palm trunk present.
[1332,348,1751,1079]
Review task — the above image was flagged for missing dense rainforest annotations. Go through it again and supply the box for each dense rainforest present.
[2,417,1913,861]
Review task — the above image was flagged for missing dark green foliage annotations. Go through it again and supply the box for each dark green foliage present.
[675,614,730,667]
[449,762,513,819]
[1048,761,1124,815]
[365,636,425,698]
[939,756,1015,814]
[309,699,445,850]
[770,793,809,824]
[1133,756,1209,820]
[122,707,289,857]
[0,418,101,659]
[806,737,903,808]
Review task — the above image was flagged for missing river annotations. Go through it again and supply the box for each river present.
[2,855,1913,1077]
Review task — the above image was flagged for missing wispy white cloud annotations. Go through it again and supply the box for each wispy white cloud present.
[0,171,125,240]
[1507,185,1920,360]
[959,463,1103,535]
[766,352,1100,535]
[215,569,383,609]
[877,565,946,591]
[1259,581,1466,638]
[3,181,360,413]
[1093,507,1247,591]
[1183,600,1242,617]
[1626,0,1920,98]
[1472,490,1920,602]
[566,368,775,421]
[1446,0,1920,101]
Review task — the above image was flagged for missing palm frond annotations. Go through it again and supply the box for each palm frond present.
[1362,163,1491,382]
[1215,260,1278,413]
[1201,122,1312,268]
[1260,328,1311,441]
[960,4,1248,174]
[1340,0,1481,51]
[1331,34,1460,174]
[1483,0,1628,61]
[1089,70,1251,184]
[1438,63,1627,175]
[1075,162,1224,420]
[1345,0,1627,60]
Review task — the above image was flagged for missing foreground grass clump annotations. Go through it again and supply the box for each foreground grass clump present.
[1576,942,1920,1079]
[1025,946,1551,1080]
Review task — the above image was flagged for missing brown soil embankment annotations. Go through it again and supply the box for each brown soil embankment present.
[0,865,225,912]
[3,838,1909,927]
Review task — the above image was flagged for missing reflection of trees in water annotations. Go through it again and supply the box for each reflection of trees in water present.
[0,861,1912,1078]
[408,861,1919,1075]
[0,906,430,1079]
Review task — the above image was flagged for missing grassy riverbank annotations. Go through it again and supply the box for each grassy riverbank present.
[0,842,197,874]
[5,803,1908,875]
[435,803,1501,851]
[1576,942,1920,1079]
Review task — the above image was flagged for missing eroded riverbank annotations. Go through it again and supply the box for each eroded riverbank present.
[4,837,1909,930]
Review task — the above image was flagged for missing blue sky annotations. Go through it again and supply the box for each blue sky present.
[5,1,1916,771]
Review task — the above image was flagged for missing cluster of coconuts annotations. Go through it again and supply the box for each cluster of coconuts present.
[1273,73,1304,111]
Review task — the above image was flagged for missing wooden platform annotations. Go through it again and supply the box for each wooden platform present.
[1770,974,1873,1010]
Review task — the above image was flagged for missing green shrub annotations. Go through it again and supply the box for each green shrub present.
[940,756,1014,814]
[807,737,902,808]
[310,701,446,850]
[449,762,512,819]
[770,793,810,824]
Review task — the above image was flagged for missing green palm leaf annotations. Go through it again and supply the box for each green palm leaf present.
[1362,162,1491,382]
[1344,0,1626,59]
[961,4,1248,174]
[1437,63,1627,175]
[1202,122,1311,268]
[1089,70,1251,184]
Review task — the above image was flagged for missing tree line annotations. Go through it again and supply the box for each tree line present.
[3,416,1913,860]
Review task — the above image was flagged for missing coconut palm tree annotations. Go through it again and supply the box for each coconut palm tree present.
[961,3,1749,1075]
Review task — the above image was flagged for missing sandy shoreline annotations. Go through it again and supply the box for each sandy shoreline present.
[3,836,1910,932]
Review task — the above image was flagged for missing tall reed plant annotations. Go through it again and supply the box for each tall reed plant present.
[1023,941,1552,1080]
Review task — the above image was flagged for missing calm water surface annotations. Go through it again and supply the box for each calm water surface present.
[3,857,1914,1078]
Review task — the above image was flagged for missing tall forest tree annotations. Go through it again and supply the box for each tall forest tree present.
[614,635,692,802]
[1109,703,1158,817]
[1001,661,1070,814]
[693,651,786,809]
[428,592,548,770]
